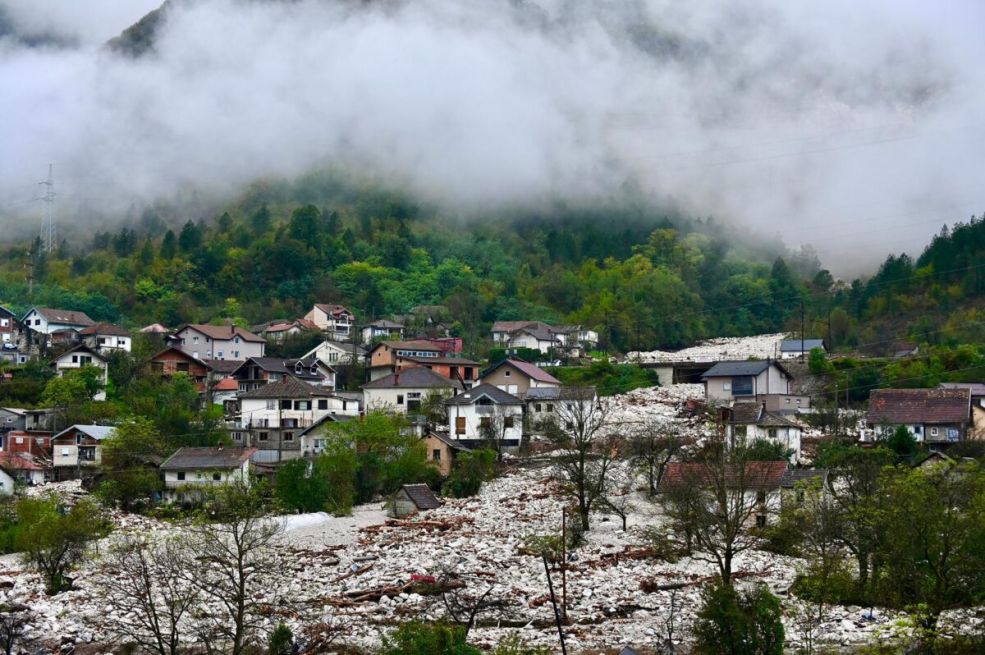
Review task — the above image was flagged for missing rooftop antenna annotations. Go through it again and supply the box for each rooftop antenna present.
[38,164,56,253]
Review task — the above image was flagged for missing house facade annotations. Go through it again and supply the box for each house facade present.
[491,321,597,356]
[0,306,22,346]
[159,447,256,502]
[150,347,212,389]
[365,340,449,381]
[252,318,319,341]
[778,338,826,360]
[50,424,115,480]
[231,357,335,393]
[50,345,108,401]
[444,383,524,448]
[304,304,354,340]
[423,432,469,476]
[21,307,94,335]
[659,460,788,527]
[233,376,358,462]
[174,324,265,361]
[480,359,561,396]
[939,382,985,440]
[79,323,132,354]
[0,452,47,491]
[362,367,463,414]
[302,339,365,366]
[361,320,405,345]
[524,387,598,428]
[701,360,792,403]
[726,402,803,463]
[866,388,971,444]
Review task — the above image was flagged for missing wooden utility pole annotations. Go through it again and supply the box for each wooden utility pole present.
[561,508,567,621]
[542,554,567,655]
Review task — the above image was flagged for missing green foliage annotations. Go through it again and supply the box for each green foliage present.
[443,449,496,498]
[693,582,785,655]
[807,347,832,375]
[267,623,294,655]
[380,620,480,655]
[884,425,918,460]
[744,439,790,462]
[16,495,111,594]
[639,525,681,563]
[96,416,165,511]
[275,443,358,516]
[41,365,107,428]
[548,360,659,396]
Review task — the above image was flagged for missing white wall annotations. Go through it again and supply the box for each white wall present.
[447,403,523,442]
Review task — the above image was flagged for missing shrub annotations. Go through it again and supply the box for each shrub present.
[267,623,294,655]
[639,526,680,563]
[379,620,480,655]
[693,582,784,655]
[491,634,552,655]
[443,449,496,498]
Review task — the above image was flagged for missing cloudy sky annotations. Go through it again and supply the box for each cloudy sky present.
[1,0,984,272]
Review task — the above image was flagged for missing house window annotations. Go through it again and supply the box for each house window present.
[193,336,199,344]
[929,427,939,437]
[534,403,542,412]
[213,473,222,481]
[455,417,466,435]
[258,432,268,441]
[177,472,185,481]
[233,351,239,358]
[177,362,189,372]
[217,351,223,358]
[767,428,778,439]
[732,377,753,396]
[504,370,511,377]
[318,399,328,410]
[432,449,441,461]
[480,417,491,428]
[545,405,553,412]
[295,400,310,411]
[280,399,291,410]
[756,490,766,503]
[504,416,515,428]
[34,319,41,326]
[397,394,404,405]
[284,432,294,441]
[71,355,78,363]
[234,337,240,344]
[756,514,767,528]
[266,400,277,410]
[735,425,747,437]
[233,432,242,441]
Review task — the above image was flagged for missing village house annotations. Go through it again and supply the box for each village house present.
[160,446,256,503]
[480,358,561,396]
[3,431,52,458]
[422,432,470,476]
[362,367,464,414]
[659,460,789,527]
[231,356,335,393]
[79,322,132,354]
[211,378,240,409]
[0,452,47,492]
[701,360,792,403]
[297,413,357,457]
[50,345,108,401]
[304,304,355,341]
[174,324,265,361]
[233,376,359,462]
[0,408,26,435]
[725,403,804,463]
[302,339,365,366]
[735,394,811,416]
[444,383,524,449]
[21,307,94,335]
[24,408,56,433]
[491,321,598,357]
[365,339,452,381]
[50,424,115,480]
[361,319,405,345]
[866,387,971,445]
[0,306,22,349]
[403,356,480,389]
[150,347,212,389]
[778,338,826,359]
[779,468,830,507]
[251,318,319,341]
[524,386,598,428]
[939,382,985,440]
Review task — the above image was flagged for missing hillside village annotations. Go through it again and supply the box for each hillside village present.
[0,301,980,653]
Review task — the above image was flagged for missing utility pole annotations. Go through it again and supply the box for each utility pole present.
[38,164,56,253]
[800,301,805,362]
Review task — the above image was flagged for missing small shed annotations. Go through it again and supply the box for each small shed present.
[389,483,441,518]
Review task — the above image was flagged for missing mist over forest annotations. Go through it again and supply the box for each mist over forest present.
[2,0,985,273]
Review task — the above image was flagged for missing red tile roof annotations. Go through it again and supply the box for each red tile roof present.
[0,452,46,471]
[213,378,239,391]
[867,388,971,426]
[659,460,788,492]
[79,322,130,337]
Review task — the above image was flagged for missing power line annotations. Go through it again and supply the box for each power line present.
[37,164,56,253]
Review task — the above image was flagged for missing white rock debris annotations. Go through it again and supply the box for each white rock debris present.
[627,333,788,364]
[3,461,966,653]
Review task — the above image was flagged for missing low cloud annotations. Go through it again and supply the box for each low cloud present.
[1,0,984,272]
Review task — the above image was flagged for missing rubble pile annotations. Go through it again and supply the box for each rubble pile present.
[604,384,706,435]
[627,333,787,364]
[0,465,965,652]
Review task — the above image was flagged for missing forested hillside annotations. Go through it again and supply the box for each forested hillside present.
[0,171,983,356]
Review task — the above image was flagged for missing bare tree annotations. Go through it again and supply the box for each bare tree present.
[434,568,511,636]
[0,604,32,655]
[602,463,636,531]
[182,483,283,655]
[95,535,200,655]
[660,445,782,585]
[628,420,686,495]
[545,389,616,532]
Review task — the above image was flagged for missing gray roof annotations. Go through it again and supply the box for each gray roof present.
[362,367,464,390]
[523,386,597,401]
[53,424,116,441]
[398,484,441,510]
[425,432,471,451]
[444,383,523,406]
[297,412,357,438]
[779,469,828,488]
[160,447,256,470]
[367,319,404,329]
[940,382,985,397]
[29,307,95,326]
[780,339,825,352]
[702,360,788,379]
[238,376,334,399]
[729,402,801,428]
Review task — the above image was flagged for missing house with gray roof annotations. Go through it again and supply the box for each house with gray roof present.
[524,386,598,427]
[444,383,524,448]
[160,446,257,502]
[726,402,804,463]
[51,424,116,479]
[779,338,826,359]
[21,307,95,335]
[701,360,792,403]
[362,368,464,415]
